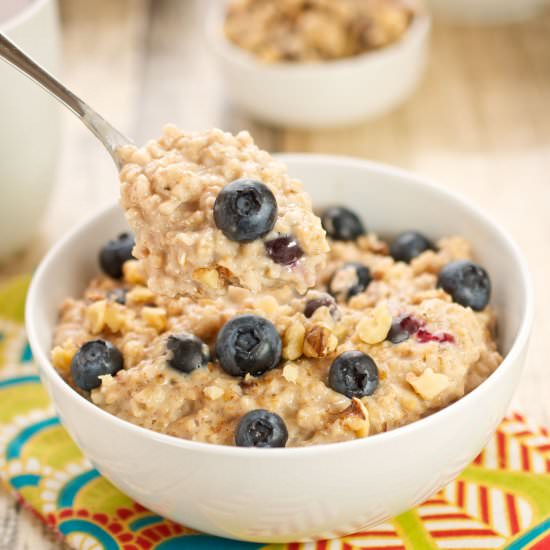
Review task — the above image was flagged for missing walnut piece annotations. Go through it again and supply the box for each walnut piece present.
[123,260,146,285]
[283,321,306,360]
[303,324,338,358]
[339,397,370,438]
[192,268,223,290]
[104,302,128,333]
[126,286,156,305]
[141,307,168,332]
[51,342,77,373]
[85,300,107,334]
[407,368,450,400]
[357,303,392,344]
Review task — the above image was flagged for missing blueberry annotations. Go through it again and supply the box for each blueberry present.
[321,207,366,241]
[213,179,277,243]
[328,262,372,301]
[167,334,210,374]
[265,235,304,266]
[215,314,282,377]
[386,315,422,344]
[106,288,128,305]
[437,260,491,311]
[70,340,123,391]
[235,409,288,448]
[304,294,338,318]
[390,231,435,263]
[99,233,135,279]
[386,319,410,344]
[328,351,379,398]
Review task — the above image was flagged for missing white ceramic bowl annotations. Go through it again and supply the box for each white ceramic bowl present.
[427,0,548,24]
[26,155,533,543]
[206,4,431,128]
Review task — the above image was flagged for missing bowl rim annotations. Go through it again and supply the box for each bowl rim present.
[205,1,432,74]
[26,153,534,458]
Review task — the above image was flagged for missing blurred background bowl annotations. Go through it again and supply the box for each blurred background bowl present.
[206,3,431,129]
[427,0,549,24]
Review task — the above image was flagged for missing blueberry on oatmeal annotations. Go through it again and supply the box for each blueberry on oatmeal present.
[437,260,491,311]
[321,206,366,241]
[235,409,288,448]
[304,293,338,318]
[167,334,210,374]
[265,235,304,266]
[390,231,435,263]
[386,315,422,344]
[329,262,372,301]
[99,233,135,279]
[329,351,379,398]
[71,340,123,391]
[215,314,282,377]
[213,179,277,243]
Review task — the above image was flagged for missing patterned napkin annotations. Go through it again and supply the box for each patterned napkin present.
[1,276,550,550]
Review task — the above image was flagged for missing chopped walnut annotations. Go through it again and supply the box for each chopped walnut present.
[141,307,168,332]
[51,342,78,374]
[303,324,338,358]
[193,268,224,290]
[126,286,156,305]
[339,397,370,438]
[85,300,107,334]
[357,303,392,344]
[283,320,306,360]
[407,368,450,400]
[104,302,128,333]
[85,299,129,334]
[123,260,146,285]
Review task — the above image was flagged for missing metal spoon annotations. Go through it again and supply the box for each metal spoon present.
[0,32,131,170]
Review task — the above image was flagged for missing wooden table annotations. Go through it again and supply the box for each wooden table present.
[1,0,549,547]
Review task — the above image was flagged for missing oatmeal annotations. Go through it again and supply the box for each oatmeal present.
[224,0,415,63]
[118,126,328,297]
[52,205,501,448]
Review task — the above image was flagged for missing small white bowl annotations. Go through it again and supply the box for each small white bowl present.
[427,0,548,24]
[206,4,431,128]
[26,155,533,543]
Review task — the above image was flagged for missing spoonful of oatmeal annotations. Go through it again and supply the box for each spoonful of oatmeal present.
[0,33,328,297]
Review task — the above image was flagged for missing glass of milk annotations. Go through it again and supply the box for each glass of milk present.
[0,0,61,260]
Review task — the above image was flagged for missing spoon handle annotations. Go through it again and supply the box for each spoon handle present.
[0,32,131,169]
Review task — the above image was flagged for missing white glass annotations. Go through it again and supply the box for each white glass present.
[0,0,60,259]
